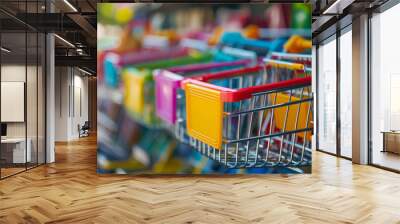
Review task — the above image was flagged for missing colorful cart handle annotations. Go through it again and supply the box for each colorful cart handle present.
[134,52,213,70]
[214,46,257,63]
[167,59,252,74]
[270,52,311,66]
[258,28,311,39]
[180,38,210,52]
[220,32,286,55]
[106,48,188,68]
[142,35,170,49]
[263,58,305,71]
[284,35,312,53]
[103,48,189,87]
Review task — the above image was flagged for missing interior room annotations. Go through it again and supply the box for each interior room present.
[0,0,399,223]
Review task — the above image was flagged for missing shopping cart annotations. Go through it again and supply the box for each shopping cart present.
[121,51,213,126]
[172,59,308,145]
[154,59,252,142]
[182,65,313,168]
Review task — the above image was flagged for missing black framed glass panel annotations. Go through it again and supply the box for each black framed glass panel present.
[317,35,337,155]
[0,12,28,178]
[0,0,46,179]
[339,26,352,159]
[370,3,400,172]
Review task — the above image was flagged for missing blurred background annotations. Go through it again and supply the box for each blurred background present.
[97,3,312,174]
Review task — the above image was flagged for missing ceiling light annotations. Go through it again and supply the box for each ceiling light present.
[63,0,78,12]
[54,34,75,48]
[323,0,354,15]
[1,47,11,53]
[78,67,93,76]
[323,0,341,14]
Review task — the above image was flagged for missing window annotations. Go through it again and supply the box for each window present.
[339,28,352,158]
[370,3,400,171]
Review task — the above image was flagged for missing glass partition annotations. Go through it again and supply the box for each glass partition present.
[0,1,46,179]
[317,35,337,154]
[339,27,352,158]
[1,30,28,177]
[371,3,400,171]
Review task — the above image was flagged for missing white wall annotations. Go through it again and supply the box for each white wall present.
[1,65,36,138]
[1,64,46,164]
[55,67,69,141]
[55,67,89,141]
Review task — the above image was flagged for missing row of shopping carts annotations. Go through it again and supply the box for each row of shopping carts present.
[100,32,313,169]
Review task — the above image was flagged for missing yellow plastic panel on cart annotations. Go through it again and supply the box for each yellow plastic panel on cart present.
[122,68,145,114]
[273,93,313,140]
[185,83,223,149]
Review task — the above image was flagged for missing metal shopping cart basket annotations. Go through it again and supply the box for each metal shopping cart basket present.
[153,46,258,136]
[182,65,313,168]
[153,59,251,142]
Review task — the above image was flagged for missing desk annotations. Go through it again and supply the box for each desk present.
[1,138,31,163]
[382,131,400,154]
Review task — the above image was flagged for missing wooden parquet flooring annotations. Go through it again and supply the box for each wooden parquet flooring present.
[1,135,400,224]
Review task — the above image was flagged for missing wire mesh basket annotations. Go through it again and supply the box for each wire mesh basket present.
[182,65,313,168]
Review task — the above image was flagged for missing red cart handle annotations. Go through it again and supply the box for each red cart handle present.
[195,65,263,82]
[192,63,305,82]
[184,74,311,102]
[221,76,311,102]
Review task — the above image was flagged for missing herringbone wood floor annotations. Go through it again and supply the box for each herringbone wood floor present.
[0,135,400,224]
